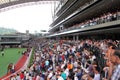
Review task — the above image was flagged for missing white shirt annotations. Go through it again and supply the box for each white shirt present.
[29,76,32,80]
[93,73,100,80]
[58,76,64,80]
[74,74,78,80]
[36,75,40,80]
[61,64,65,69]
[64,69,69,77]
[36,57,40,62]
[74,61,78,68]
[48,72,53,78]
[12,64,15,69]
[25,73,29,80]
[57,45,61,51]
[11,77,16,80]
[16,76,20,80]
[91,55,96,62]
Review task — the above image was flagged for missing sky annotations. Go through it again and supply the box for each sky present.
[0,3,54,33]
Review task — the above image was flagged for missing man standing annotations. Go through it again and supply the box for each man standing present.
[1,46,4,56]
[1,51,4,56]
[110,50,120,80]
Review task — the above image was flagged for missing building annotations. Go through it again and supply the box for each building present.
[47,0,120,40]
[0,33,30,45]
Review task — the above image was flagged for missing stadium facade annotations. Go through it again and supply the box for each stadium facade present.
[0,33,30,45]
[47,0,120,40]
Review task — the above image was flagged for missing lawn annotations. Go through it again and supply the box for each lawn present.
[0,48,26,77]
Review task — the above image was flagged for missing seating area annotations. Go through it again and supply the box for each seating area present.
[60,11,120,33]
[7,38,120,80]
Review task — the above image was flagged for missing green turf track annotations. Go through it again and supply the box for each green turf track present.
[0,48,26,77]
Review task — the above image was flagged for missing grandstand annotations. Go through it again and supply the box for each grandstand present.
[0,0,120,80]
[0,33,30,46]
[47,0,120,40]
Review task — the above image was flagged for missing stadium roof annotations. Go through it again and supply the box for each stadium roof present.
[0,0,59,12]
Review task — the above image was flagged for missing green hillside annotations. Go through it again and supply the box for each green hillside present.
[0,27,17,35]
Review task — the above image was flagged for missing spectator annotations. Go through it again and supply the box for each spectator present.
[16,73,20,80]
[56,74,64,80]
[110,50,120,80]
[19,71,24,80]
[93,66,101,80]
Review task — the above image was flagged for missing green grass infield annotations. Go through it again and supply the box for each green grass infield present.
[0,48,26,77]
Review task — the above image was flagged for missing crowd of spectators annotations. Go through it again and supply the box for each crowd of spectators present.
[9,38,120,80]
[61,10,120,32]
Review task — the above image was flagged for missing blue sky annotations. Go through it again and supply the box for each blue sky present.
[0,4,53,33]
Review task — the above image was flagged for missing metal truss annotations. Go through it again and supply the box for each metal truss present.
[0,0,59,13]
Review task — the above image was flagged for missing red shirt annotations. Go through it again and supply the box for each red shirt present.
[20,72,24,79]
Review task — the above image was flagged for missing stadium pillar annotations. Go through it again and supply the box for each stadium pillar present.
[76,35,79,41]
[73,36,75,41]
